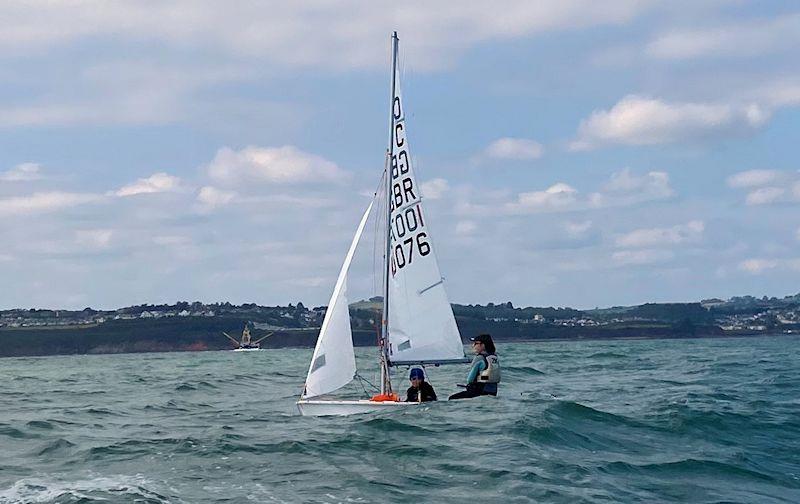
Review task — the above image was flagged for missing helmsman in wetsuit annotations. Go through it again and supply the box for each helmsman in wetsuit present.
[448,333,501,400]
[405,368,437,402]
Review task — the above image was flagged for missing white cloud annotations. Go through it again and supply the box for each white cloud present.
[421,178,449,200]
[612,249,674,266]
[115,172,181,197]
[604,168,670,194]
[0,1,653,69]
[726,169,800,206]
[288,276,331,288]
[484,138,543,160]
[570,95,767,150]
[646,14,800,61]
[554,259,593,272]
[0,162,43,182]
[590,169,674,208]
[455,220,477,236]
[502,168,673,215]
[564,220,592,236]
[196,186,235,209]
[0,191,101,216]
[726,169,782,188]
[0,2,660,129]
[745,187,785,206]
[616,220,704,248]
[759,81,800,109]
[506,183,578,213]
[0,103,173,128]
[152,235,191,246]
[0,59,267,129]
[738,258,780,274]
[207,146,346,186]
[75,229,113,249]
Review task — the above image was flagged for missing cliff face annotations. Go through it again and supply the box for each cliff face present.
[0,315,728,358]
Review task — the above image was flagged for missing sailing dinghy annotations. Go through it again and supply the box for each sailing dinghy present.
[297,32,468,416]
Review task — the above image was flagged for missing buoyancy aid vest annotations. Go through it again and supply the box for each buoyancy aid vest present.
[477,353,501,384]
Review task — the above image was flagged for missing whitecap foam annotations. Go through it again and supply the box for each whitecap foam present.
[0,474,176,504]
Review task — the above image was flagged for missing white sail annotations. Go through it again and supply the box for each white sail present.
[303,202,373,398]
[386,65,465,365]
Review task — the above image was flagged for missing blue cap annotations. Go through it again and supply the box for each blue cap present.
[409,368,424,380]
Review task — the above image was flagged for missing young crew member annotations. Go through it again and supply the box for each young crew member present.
[405,367,437,402]
[448,333,501,400]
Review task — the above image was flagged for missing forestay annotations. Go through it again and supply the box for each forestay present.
[386,66,465,365]
[303,202,373,398]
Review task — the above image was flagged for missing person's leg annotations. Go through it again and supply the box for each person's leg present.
[480,384,498,396]
[448,384,483,400]
[448,389,479,400]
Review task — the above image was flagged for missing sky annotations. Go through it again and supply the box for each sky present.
[1,1,799,310]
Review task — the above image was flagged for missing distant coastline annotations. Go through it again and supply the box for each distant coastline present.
[1,294,797,358]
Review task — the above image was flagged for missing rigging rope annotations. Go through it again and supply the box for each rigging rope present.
[354,371,379,398]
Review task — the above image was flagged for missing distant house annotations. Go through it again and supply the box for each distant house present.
[178,310,191,317]
[140,311,155,318]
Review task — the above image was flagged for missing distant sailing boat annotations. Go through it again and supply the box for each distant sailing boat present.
[297,32,468,416]
[223,324,273,352]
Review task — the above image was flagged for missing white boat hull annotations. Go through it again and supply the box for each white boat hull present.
[232,347,262,352]
[297,399,418,416]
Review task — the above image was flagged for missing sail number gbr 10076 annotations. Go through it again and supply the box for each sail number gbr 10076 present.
[390,203,430,276]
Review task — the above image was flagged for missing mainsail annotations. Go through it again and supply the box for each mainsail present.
[303,202,373,398]
[385,61,466,366]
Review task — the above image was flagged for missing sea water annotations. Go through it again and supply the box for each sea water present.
[1,336,799,503]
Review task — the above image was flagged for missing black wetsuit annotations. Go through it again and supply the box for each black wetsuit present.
[406,381,437,402]
[448,382,497,400]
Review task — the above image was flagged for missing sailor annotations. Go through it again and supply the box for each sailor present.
[405,367,437,402]
[448,333,501,400]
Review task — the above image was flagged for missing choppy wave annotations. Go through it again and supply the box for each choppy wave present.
[503,365,545,375]
[1,337,799,503]
[0,475,174,504]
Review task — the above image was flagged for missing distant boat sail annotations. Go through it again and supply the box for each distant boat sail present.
[297,32,467,416]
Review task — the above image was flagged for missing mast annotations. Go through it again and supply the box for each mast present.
[380,31,399,395]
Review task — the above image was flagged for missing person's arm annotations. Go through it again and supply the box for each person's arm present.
[465,358,486,384]
[424,382,437,401]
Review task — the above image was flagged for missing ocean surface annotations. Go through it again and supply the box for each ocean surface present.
[1,336,799,503]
